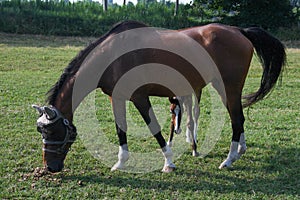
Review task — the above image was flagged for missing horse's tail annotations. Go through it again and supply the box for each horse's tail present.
[240,27,286,107]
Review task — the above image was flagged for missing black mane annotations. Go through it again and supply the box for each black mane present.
[46,20,148,105]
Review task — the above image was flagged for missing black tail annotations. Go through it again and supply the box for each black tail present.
[240,27,286,107]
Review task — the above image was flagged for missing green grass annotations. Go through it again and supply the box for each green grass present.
[0,32,299,199]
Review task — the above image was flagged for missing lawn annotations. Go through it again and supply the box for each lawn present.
[0,32,299,199]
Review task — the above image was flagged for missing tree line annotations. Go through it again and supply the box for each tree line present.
[0,0,299,39]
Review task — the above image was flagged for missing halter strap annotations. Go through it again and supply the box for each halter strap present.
[42,118,77,154]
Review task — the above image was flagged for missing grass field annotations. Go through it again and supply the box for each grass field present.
[0,32,299,199]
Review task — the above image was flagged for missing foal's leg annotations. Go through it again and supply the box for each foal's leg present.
[111,98,129,171]
[133,96,175,173]
[191,91,201,157]
[184,95,200,157]
[184,95,194,143]
[218,92,247,169]
[168,97,181,147]
[168,103,176,147]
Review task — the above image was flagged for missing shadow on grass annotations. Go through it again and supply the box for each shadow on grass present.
[62,144,299,196]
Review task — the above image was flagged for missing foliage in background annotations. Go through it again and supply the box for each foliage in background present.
[222,0,296,29]
[0,0,199,36]
[193,0,297,28]
[0,0,299,38]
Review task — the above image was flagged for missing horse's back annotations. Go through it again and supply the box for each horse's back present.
[181,23,250,47]
[181,24,254,90]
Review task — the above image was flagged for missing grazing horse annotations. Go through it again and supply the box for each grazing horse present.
[33,20,285,173]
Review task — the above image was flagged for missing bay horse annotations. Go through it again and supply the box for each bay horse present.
[33,20,285,173]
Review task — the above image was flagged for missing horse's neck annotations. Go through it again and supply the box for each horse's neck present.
[53,77,75,122]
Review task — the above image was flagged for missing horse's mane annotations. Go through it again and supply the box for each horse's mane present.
[46,20,148,105]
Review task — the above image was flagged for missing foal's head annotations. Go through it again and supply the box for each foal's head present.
[32,105,77,173]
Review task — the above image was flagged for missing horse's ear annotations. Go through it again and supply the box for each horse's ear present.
[44,106,57,120]
[32,104,43,116]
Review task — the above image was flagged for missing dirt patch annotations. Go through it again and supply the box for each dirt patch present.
[33,167,50,178]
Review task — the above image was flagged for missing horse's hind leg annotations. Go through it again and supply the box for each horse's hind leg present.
[218,90,247,169]
[111,98,129,171]
[133,96,175,173]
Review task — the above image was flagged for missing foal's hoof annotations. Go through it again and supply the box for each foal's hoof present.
[162,166,175,173]
[175,128,182,134]
[192,151,200,157]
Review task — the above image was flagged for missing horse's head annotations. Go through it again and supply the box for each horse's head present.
[32,105,77,173]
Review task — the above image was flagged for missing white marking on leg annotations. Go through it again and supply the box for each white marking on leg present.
[219,141,240,169]
[111,144,129,171]
[238,133,247,155]
[162,145,175,173]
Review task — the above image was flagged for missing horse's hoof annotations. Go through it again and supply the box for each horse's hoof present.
[162,166,175,173]
[111,166,119,171]
[219,164,227,169]
[219,163,228,169]
[111,162,125,171]
[111,166,125,172]
[218,160,232,169]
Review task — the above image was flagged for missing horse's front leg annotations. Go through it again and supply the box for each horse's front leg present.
[111,98,129,171]
[133,96,175,173]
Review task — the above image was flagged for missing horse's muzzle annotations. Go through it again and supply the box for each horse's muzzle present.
[46,161,64,173]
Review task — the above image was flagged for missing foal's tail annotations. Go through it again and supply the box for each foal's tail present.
[240,27,286,107]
